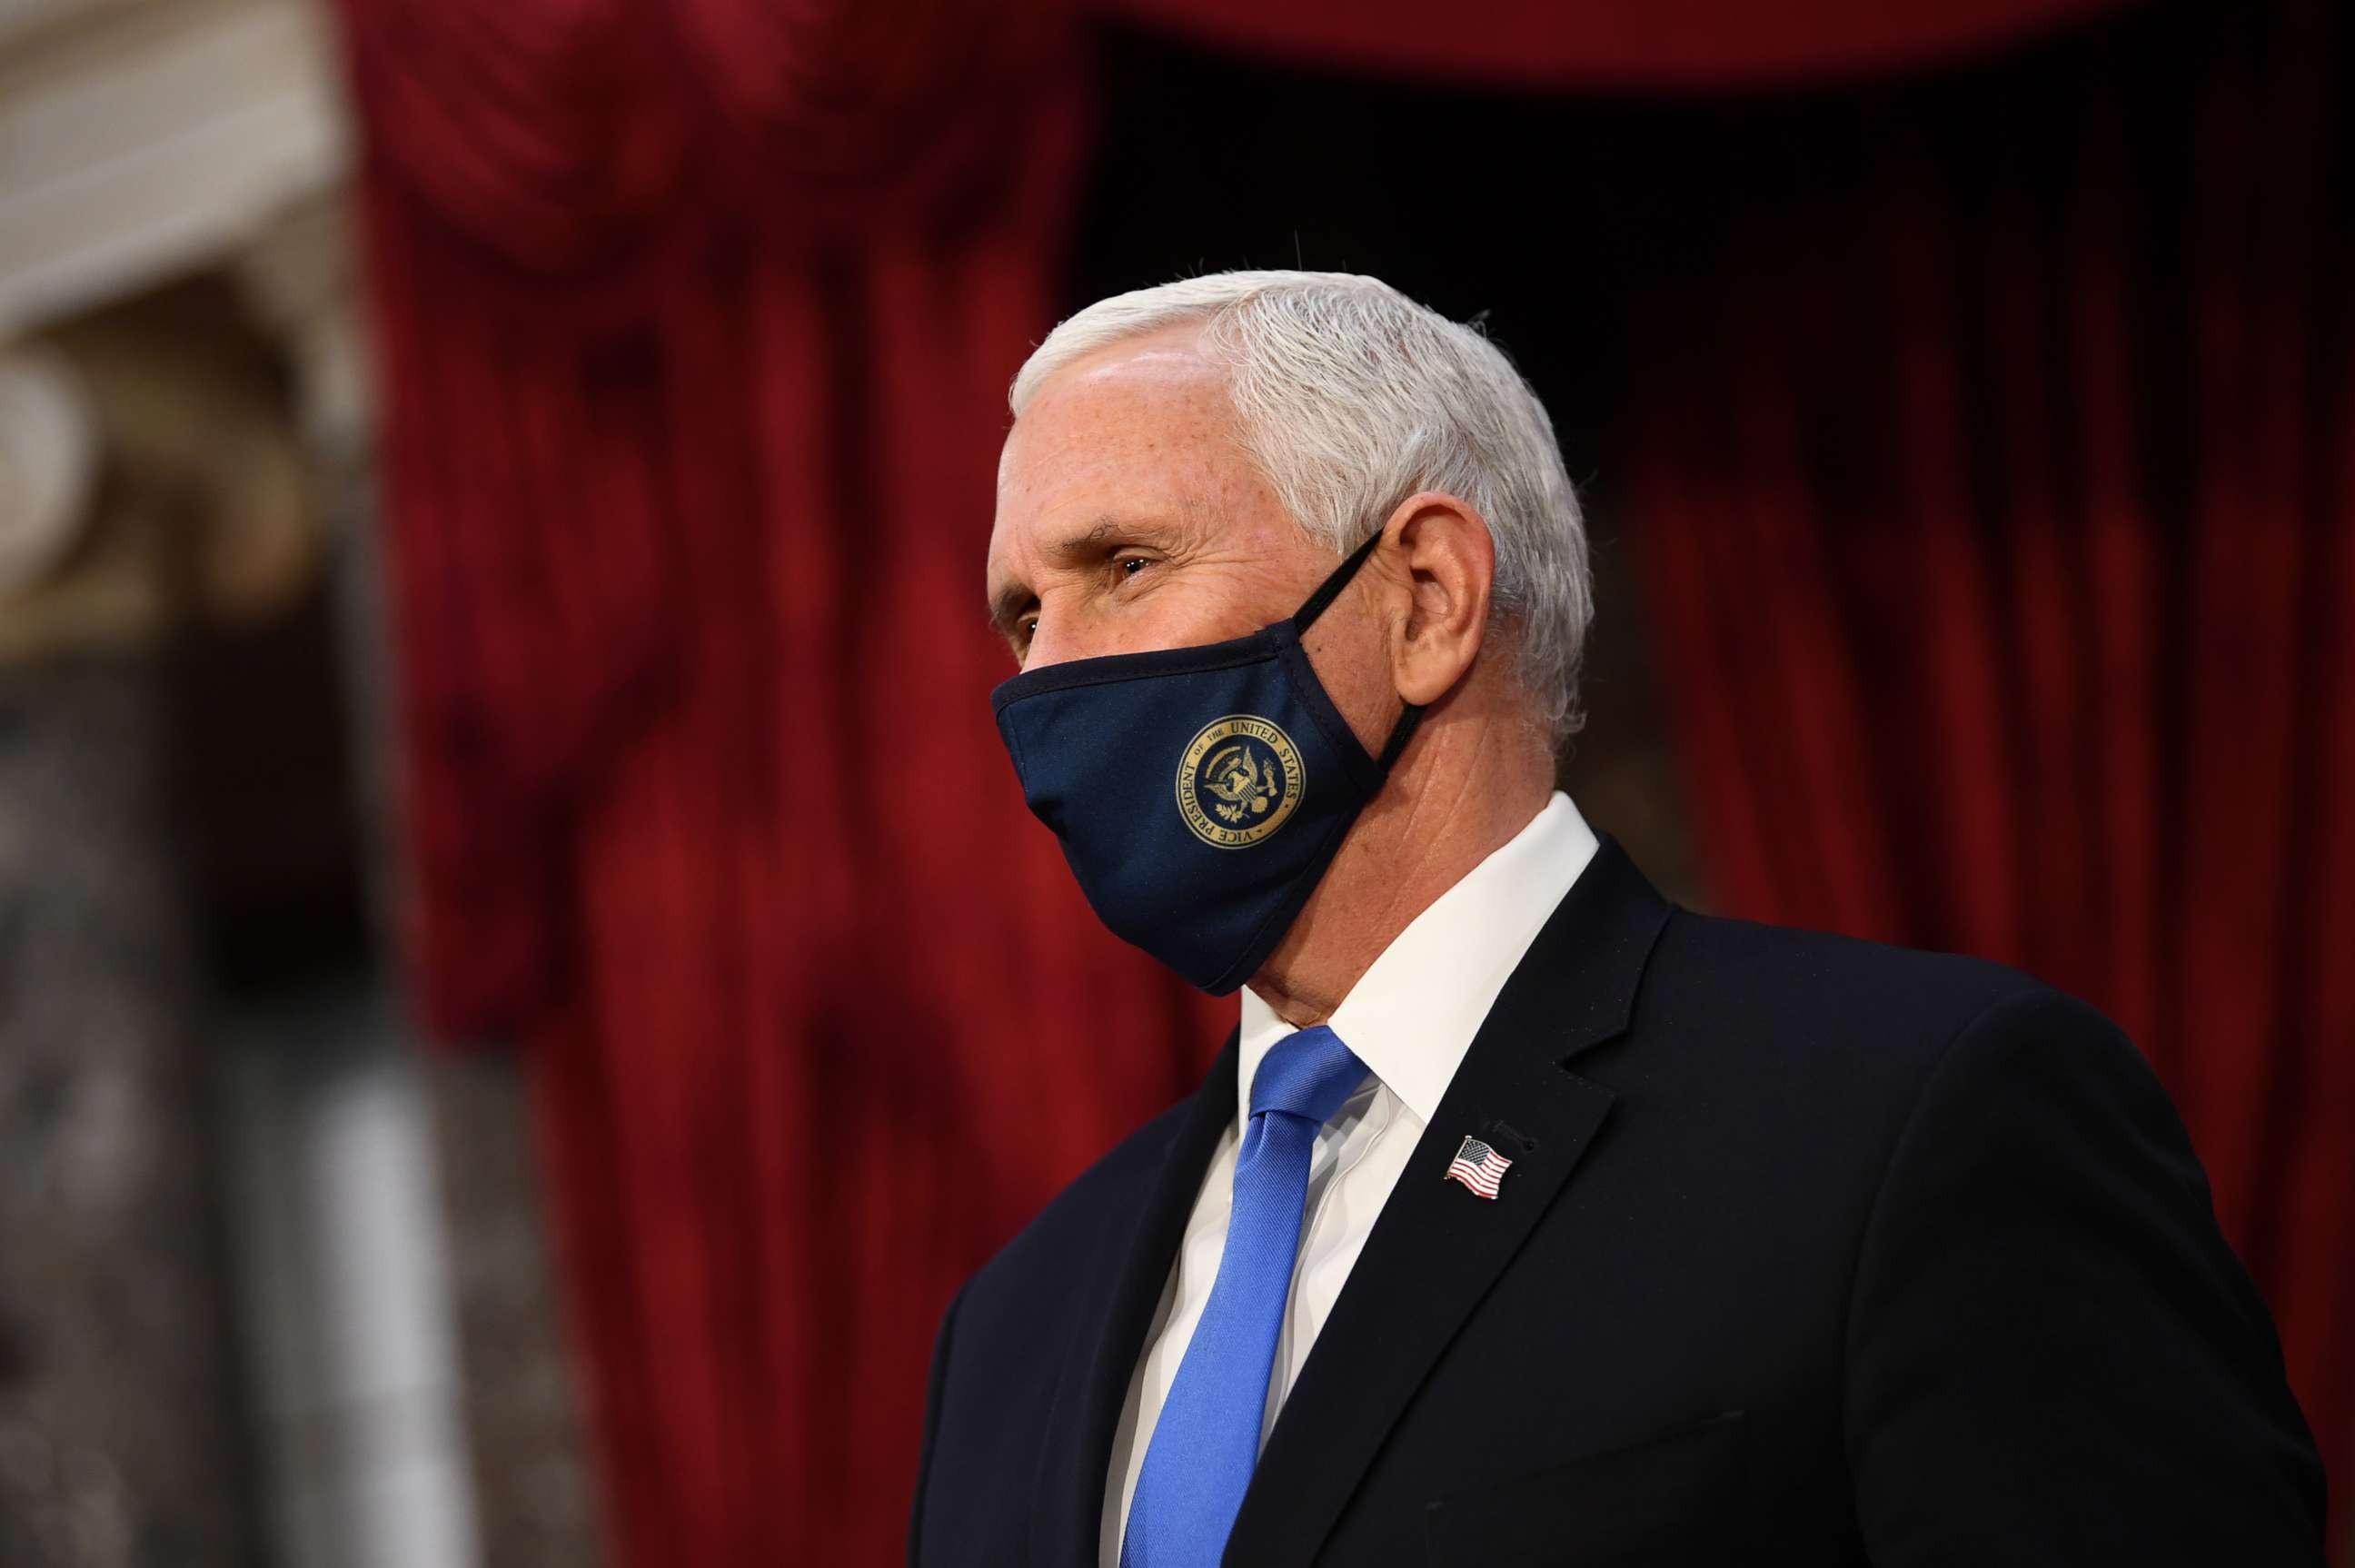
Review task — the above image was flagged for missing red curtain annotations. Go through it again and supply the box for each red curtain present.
[1628,0,2354,1494]
[337,0,2349,1561]
[1104,0,2129,88]
[338,3,1222,1560]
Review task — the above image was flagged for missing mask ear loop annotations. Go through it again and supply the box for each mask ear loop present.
[1291,528,1426,775]
[1376,701,1424,771]
[1290,527,1388,634]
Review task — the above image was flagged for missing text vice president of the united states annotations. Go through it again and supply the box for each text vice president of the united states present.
[907,272,2328,1568]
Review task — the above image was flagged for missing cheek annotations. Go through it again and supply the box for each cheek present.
[1122,569,1287,652]
[1300,611,1399,758]
[1030,578,1239,665]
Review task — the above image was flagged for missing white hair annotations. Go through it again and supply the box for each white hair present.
[1009,270,1594,742]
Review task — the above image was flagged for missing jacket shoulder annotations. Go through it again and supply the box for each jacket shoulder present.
[1645,907,2055,1055]
[1594,908,2094,1140]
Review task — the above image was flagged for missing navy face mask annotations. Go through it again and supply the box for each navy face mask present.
[991,530,1422,994]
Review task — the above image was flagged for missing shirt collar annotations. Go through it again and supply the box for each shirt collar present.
[1236,791,1601,1138]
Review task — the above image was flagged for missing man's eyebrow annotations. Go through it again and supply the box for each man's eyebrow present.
[1043,514,1187,563]
[987,579,1036,640]
[985,515,1192,638]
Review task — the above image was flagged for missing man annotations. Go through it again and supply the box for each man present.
[909,272,2328,1566]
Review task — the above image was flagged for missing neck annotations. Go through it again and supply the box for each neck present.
[1247,708,1554,1029]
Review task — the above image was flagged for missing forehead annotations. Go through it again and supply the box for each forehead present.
[990,327,1271,566]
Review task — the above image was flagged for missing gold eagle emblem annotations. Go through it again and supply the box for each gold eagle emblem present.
[1177,716,1306,849]
[1202,741,1279,823]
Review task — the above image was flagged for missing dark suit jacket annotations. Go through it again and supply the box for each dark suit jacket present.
[909,837,2328,1565]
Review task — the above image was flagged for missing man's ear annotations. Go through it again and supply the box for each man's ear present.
[1383,492,1495,707]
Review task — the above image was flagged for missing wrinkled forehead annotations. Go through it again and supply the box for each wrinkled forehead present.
[988,330,1267,576]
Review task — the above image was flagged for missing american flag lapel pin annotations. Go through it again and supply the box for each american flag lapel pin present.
[1444,1134,1514,1199]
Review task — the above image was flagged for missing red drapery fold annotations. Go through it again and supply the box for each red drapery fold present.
[341,3,1224,1560]
[1629,0,2354,1489]
[1101,0,2131,87]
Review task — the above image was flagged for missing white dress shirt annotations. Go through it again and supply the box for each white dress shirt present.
[1099,791,1601,1564]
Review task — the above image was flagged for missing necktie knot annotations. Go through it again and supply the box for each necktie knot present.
[1247,1024,1367,1127]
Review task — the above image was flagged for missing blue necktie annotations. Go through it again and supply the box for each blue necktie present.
[1121,1025,1369,1568]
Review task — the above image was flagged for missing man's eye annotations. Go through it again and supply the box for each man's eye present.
[1117,555,1154,579]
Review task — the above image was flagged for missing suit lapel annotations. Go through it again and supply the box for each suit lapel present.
[1225,836,1674,1566]
[1032,1030,1239,1568]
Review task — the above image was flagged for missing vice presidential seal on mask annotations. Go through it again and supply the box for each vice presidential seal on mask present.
[991,529,1422,995]
[1176,715,1305,849]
